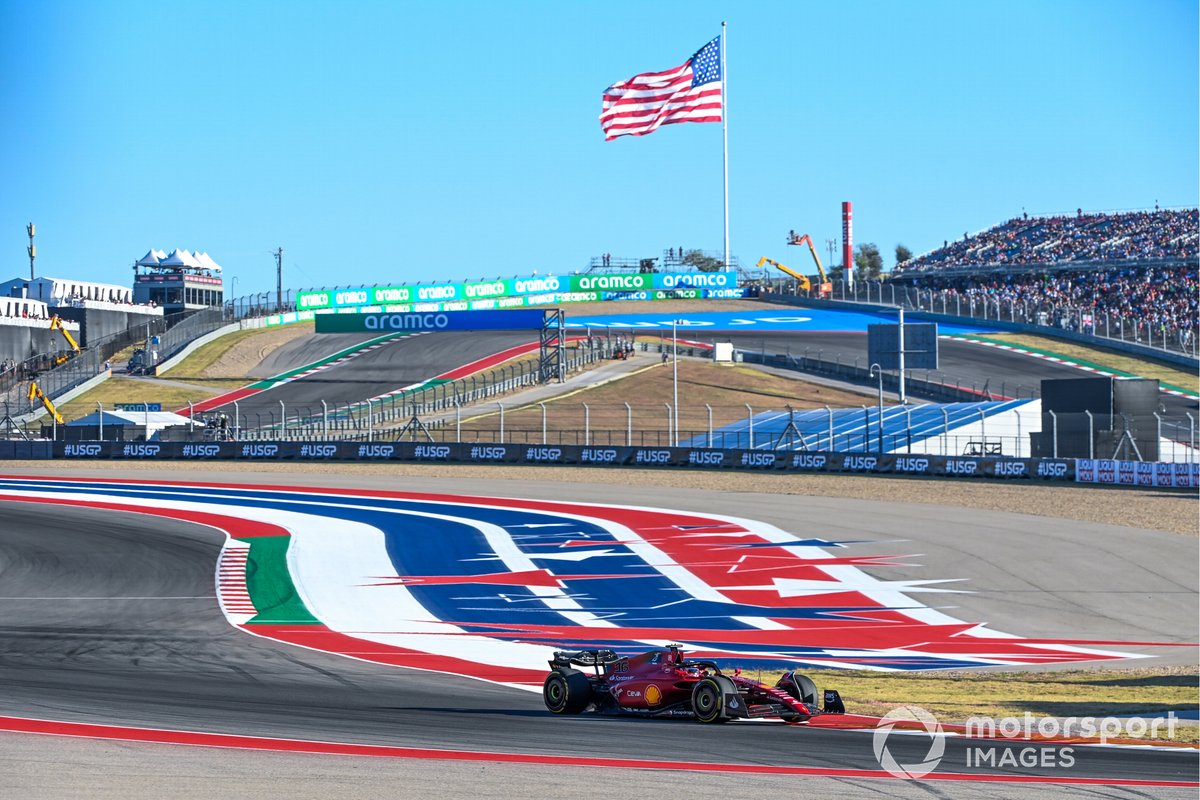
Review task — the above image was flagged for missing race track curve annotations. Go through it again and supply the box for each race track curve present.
[0,469,1195,794]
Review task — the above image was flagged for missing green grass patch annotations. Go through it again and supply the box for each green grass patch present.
[54,377,225,421]
[745,666,1199,742]
[162,324,311,379]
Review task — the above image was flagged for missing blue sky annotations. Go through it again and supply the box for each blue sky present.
[2,0,1196,296]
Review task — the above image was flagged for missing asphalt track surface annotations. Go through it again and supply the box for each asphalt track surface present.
[212,331,536,419]
[1,471,1196,798]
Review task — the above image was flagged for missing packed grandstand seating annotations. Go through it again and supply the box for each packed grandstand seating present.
[899,265,1197,341]
[894,208,1198,274]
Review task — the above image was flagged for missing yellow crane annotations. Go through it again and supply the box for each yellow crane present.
[786,231,833,295]
[756,256,811,291]
[49,315,81,366]
[27,381,64,424]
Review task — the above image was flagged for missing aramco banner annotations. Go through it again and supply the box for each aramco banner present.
[315,308,547,333]
[297,271,737,311]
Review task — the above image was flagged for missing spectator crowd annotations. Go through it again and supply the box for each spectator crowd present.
[905,265,1198,347]
[896,209,1198,274]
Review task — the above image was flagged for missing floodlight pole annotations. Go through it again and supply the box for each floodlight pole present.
[26,223,36,281]
[274,248,283,313]
[672,319,679,446]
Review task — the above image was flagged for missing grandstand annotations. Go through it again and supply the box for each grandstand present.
[893,208,1197,276]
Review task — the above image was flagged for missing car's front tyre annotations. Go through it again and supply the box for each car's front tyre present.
[692,677,729,723]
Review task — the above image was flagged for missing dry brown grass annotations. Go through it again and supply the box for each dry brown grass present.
[458,359,885,444]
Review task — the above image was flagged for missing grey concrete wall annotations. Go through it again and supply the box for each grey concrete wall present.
[0,323,68,363]
[54,307,163,348]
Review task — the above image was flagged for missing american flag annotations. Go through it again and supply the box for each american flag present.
[600,37,722,141]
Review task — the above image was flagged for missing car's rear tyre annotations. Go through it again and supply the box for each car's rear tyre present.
[543,670,591,714]
[692,677,729,723]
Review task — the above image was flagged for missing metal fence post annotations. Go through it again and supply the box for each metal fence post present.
[455,404,461,442]
[624,402,632,446]
[905,405,912,453]
[97,402,104,442]
[664,403,672,447]
[539,402,547,444]
[1084,410,1094,459]
[583,403,590,446]
[825,405,833,451]
[367,399,374,442]
[705,403,713,448]
[233,401,240,440]
[1188,413,1196,463]
[498,402,504,443]
[745,403,754,449]
[322,400,328,439]
[1048,410,1058,458]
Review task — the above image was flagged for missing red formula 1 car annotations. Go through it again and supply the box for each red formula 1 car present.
[542,644,845,724]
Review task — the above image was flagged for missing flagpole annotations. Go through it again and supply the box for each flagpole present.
[721,21,729,270]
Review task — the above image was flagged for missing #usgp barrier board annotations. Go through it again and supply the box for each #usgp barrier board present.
[53,440,1081,482]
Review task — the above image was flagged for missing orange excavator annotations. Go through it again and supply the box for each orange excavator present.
[786,231,833,296]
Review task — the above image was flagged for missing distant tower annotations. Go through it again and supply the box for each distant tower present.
[26,222,35,280]
[274,247,283,312]
[841,202,853,289]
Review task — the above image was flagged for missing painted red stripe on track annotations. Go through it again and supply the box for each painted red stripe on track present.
[181,387,263,416]
[432,337,587,381]
[0,716,1192,785]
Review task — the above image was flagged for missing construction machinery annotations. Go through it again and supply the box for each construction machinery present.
[756,257,810,292]
[27,381,64,424]
[786,231,833,295]
[49,315,81,366]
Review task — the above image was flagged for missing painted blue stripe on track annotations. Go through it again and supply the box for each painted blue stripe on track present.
[562,309,997,335]
[0,479,1015,670]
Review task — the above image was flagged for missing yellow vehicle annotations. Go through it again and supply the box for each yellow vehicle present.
[27,381,64,424]
[756,256,810,291]
[49,315,81,366]
[786,231,833,295]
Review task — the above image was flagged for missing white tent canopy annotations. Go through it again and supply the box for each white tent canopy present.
[194,251,223,273]
[136,249,168,267]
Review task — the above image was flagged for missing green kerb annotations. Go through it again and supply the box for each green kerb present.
[242,536,319,625]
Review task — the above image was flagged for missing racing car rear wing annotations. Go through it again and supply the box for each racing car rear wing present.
[550,649,620,668]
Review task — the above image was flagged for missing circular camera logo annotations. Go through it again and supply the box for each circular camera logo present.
[872,705,945,779]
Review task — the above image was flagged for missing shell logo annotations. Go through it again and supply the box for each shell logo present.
[645,684,662,706]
